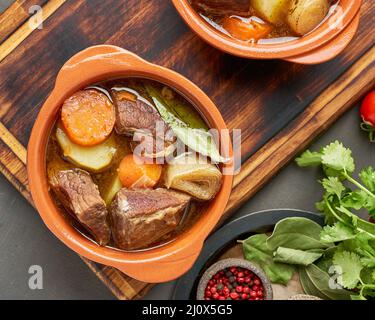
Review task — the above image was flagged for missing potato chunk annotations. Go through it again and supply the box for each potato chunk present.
[56,126,117,173]
[287,0,329,35]
[250,0,291,25]
[102,175,123,206]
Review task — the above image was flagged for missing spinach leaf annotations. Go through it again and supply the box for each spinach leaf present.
[242,234,295,285]
[273,247,323,266]
[267,217,332,251]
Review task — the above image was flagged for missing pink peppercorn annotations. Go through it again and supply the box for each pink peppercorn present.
[236,286,243,293]
[230,292,239,300]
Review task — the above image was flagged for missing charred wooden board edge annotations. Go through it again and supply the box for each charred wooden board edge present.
[0,0,49,43]
[0,0,66,62]
[81,258,152,300]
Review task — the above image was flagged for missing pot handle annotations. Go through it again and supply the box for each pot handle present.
[285,13,360,65]
[53,45,150,91]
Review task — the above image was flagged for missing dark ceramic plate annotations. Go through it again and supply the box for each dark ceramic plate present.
[172,209,324,300]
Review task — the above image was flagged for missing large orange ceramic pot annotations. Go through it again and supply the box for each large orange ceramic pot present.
[27,45,233,283]
[172,0,362,64]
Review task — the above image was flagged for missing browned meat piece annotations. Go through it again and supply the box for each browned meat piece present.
[49,168,111,246]
[191,0,251,16]
[113,94,162,136]
[110,188,191,250]
[112,91,175,158]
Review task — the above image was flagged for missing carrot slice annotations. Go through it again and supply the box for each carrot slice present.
[118,154,162,188]
[115,90,137,102]
[61,89,115,146]
[223,17,273,41]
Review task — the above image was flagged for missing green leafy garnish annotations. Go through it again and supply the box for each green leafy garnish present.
[299,264,352,300]
[273,247,323,266]
[293,140,375,299]
[321,177,345,199]
[341,190,368,210]
[295,150,322,167]
[296,141,375,221]
[145,84,208,130]
[320,222,357,243]
[146,86,228,163]
[321,141,355,173]
[240,141,375,299]
[360,167,375,193]
[333,250,363,290]
[267,217,332,251]
[242,234,295,285]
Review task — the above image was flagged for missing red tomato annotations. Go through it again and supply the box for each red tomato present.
[360,90,375,142]
[360,90,375,126]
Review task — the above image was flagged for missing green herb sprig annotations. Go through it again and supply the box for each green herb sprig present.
[241,141,375,300]
[296,141,375,222]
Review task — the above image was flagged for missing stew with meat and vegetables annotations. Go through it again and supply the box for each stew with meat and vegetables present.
[190,0,339,43]
[46,78,225,251]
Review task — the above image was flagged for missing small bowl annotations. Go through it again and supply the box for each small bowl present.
[27,45,233,283]
[196,258,273,300]
[172,0,362,64]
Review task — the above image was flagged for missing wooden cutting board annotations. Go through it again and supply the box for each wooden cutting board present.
[0,0,374,299]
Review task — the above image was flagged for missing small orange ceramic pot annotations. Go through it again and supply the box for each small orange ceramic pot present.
[172,0,362,64]
[27,45,233,283]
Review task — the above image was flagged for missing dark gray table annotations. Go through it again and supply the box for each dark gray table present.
[0,103,370,299]
[0,0,371,301]
[0,0,12,12]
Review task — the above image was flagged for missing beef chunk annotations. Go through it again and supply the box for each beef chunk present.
[112,91,175,158]
[112,91,164,136]
[110,188,191,250]
[191,0,251,16]
[49,169,111,246]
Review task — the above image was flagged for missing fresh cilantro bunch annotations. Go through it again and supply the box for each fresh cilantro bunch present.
[242,141,375,299]
[295,141,375,299]
[296,141,375,222]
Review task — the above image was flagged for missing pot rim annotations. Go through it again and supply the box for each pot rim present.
[27,45,233,282]
[172,0,362,59]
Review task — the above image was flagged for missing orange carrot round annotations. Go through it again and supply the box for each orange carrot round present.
[223,17,272,41]
[61,89,115,146]
[118,154,162,188]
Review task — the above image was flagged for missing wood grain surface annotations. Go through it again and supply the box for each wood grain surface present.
[0,0,373,299]
[0,0,48,43]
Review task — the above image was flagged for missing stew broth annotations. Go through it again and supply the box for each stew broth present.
[190,0,340,43]
[46,78,222,251]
